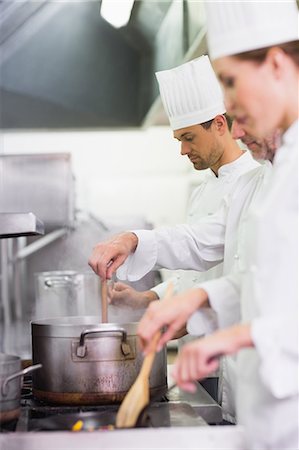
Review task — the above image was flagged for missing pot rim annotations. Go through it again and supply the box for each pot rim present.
[34,270,97,278]
[0,353,20,364]
[31,316,139,337]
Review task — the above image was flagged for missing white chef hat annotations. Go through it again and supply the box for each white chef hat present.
[205,1,299,61]
[155,55,226,130]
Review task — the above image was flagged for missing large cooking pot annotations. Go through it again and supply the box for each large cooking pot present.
[34,271,147,323]
[0,353,41,423]
[34,271,102,319]
[31,316,167,405]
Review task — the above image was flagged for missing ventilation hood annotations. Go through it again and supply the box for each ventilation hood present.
[0,0,207,130]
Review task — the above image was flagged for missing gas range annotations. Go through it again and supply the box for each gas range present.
[0,371,246,450]
[1,371,208,433]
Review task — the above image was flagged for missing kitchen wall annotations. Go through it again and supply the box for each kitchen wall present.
[1,127,207,229]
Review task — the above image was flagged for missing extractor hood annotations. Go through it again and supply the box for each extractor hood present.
[0,0,206,130]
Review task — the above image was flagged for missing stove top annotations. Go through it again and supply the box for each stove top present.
[0,371,245,450]
[1,373,207,433]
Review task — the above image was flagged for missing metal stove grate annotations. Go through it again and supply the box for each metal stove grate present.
[1,373,173,432]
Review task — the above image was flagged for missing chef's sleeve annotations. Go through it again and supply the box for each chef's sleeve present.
[251,315,298,398]
[150,275,181,300]
[193,273,242,330]
[117,206,227,282]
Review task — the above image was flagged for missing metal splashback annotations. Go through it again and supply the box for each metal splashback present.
[0,212,44,238]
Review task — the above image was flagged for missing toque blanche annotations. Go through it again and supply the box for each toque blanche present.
[205,0,299,61]
[155,55,226,130]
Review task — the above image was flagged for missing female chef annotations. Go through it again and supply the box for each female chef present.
[167,2,299,449]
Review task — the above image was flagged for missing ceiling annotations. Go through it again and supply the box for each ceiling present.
[0,0,206,130]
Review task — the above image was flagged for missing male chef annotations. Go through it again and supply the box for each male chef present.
[89,55,261,422]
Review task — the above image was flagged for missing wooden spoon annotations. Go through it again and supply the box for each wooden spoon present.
[101,279,108,323]
[115,282,173,428]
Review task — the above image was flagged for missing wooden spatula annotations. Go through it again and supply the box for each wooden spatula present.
[116,282,173,428]
[101,279,108,323]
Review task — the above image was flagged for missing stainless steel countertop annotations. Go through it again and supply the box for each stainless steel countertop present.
[0,426,246,450]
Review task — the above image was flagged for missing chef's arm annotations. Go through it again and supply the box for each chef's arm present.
[137,273,243,353]
[137,287,211,353]
[89,199,228,281]
[171,323,253,392]
[150,274,181,299]
[175,313,299,398]
[117,210,227,282]
[188,272,242,334]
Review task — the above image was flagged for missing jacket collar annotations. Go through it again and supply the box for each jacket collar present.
[217,150,255,178]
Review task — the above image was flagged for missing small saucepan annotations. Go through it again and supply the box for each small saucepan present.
[0,352,42,423]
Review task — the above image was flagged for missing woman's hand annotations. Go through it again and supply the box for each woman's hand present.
[137,288,209,353]
[171,324,253,392]
[88,232,138,279]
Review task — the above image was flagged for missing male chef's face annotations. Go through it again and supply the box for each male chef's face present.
[231,119,280,161]
[173,118,224,171]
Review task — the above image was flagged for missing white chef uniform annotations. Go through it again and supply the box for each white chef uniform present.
[236,120,298,449]
[151,151,260,302]
[117,161,272,423]
[200,121,298,447]
[203,1,298,446]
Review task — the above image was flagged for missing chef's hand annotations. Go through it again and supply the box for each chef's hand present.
[88,232,138,279]
[108,282,159,309]
[171,324,253,392]
[137,288,209,354]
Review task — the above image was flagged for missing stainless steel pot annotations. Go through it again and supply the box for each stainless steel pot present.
[0,353,41,423]
[34,271,147,323]
[31,316,167,405]
[34,271,102,319]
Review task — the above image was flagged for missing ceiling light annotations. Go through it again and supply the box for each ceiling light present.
[100,0,134,29]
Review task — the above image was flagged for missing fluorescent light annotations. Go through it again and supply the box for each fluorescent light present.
[100,0,134,29]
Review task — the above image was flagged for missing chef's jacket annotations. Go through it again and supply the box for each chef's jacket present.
[117,152,260,282]
[194,161,272,421]
[196,161,273,330]
[116,151,261,422]
[202,120,298,448]
[234,120,298,450]
[151,151,260,303]
[118,120,298,449]
[117,159,271,423]
[151,151,261,419]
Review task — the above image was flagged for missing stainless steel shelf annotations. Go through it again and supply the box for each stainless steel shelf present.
[0,213,44,239]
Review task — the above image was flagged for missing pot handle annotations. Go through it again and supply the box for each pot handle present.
[44,276,78,287]
[76,327,130,358]
[2,364,42,397]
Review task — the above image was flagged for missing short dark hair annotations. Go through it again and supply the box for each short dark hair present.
[200,118,214,130]
[200,113,233,131]
[234,40,299,67]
